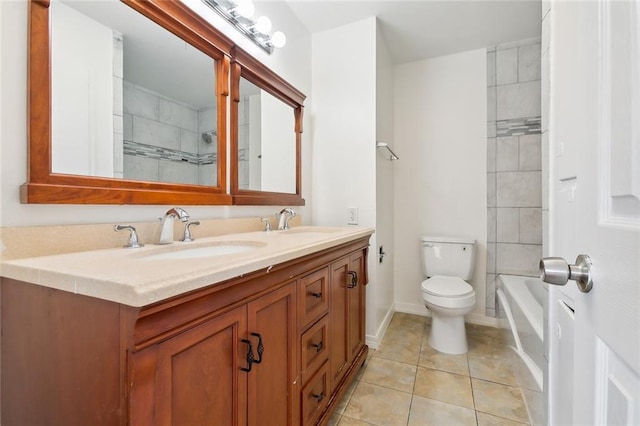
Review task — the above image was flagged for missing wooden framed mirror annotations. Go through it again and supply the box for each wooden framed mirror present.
[23,0,232,205]
[230,47,306,206]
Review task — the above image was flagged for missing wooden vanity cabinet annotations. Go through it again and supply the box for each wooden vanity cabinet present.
[329,250,367,395]
[1,236,369,426]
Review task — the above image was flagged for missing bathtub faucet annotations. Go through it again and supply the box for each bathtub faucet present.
[157,207,190,244]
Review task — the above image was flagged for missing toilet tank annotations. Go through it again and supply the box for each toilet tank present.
[421,236,476,280]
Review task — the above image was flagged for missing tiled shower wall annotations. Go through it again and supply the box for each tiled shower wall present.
[486,40,543,317]
[122,82,217,186]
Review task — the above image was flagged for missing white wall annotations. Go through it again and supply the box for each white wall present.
[374,26,396,343]
[311,17,379,338]
[393,49,489,322]
[0,1,312,228]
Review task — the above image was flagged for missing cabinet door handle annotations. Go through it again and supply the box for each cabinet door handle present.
[310,291,322,299]
[240,339,254,373]
[347,271,358,288]
[312,392,324,403]
[251,332,264,364]
[311,341,323,352]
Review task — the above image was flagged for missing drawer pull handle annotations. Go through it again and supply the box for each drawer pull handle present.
[311,341,323,352]
[312,392,324,402]
[240,339,254,373]
[310,291,322,299]
[251,332,264,364]
[347,271,358,288]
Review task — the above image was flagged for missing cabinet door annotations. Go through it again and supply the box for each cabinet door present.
[347,251,366,360]
[247,283,298,426]
[155,306,247,426]
[329,256,349,393]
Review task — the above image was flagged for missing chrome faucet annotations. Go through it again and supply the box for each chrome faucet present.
[157,207,189,244]
[277,208,296,230]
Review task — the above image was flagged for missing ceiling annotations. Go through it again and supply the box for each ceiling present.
[283,0,542,64]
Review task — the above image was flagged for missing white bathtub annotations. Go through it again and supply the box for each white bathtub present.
[497,274,545,424]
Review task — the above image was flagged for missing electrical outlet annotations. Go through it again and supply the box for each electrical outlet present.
[347,207,359,225]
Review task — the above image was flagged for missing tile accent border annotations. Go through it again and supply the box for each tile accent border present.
[496,116,541,136]
[124,140,217,166]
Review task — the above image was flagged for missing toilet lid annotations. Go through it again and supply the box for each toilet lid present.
[421,276,474,297]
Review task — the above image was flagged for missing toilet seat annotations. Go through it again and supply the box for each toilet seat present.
[421,276,474,297]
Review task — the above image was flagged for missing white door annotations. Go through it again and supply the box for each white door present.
[548,0,640,424]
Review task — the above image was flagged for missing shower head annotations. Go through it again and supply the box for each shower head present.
[201,130,217,144]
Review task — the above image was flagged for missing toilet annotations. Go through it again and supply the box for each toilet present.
[420,236,476,354]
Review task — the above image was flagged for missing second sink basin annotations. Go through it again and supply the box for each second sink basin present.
[280,226,343,235]
[142,241,266,261]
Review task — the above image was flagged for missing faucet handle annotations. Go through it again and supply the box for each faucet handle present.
[260,217,272,232]
[181,221,200,242]
[114,225,144,248]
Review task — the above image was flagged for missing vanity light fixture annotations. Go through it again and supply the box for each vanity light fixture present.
[202,0,286,54]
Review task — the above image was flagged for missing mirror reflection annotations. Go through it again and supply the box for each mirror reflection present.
[237,77,296,194]
[51,0,218,186]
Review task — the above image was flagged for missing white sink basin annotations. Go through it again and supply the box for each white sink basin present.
[280,226,343,235]
[143,241,265,261]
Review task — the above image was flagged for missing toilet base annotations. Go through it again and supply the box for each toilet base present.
[428,313,468,355]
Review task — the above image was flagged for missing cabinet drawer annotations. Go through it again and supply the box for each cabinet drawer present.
[300,315,329,384]
[301,360,329,426]
[298,267,329,329]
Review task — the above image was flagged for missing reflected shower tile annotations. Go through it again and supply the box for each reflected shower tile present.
[343,382,412,426]
[472,379,529,423]
[124,82,159,120]
[132,116,181,150]
[123,113,133,141]
[181,129,198,154]
[113,76,123,115]
[488,121,497,138]
[414,367,474,409]
[159,99,198,132]
[124,154,158,182]
[409,396,476,426]
[159,160,198,185]
[198,163,217,186]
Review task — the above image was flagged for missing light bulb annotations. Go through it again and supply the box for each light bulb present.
[254,16,272,34]
[271,31,286,48]
[235,0,254,18]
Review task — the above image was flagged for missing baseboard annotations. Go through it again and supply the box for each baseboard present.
[365,305,395,349]
[393,302,502,328]
[393,302,429,317]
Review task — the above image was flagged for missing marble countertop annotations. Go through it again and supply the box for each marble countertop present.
[0,226,374,307]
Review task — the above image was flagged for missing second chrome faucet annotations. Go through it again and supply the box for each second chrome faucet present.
[157,207,190,244]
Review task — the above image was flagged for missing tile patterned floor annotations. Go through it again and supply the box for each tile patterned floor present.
[329,313,531,426]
